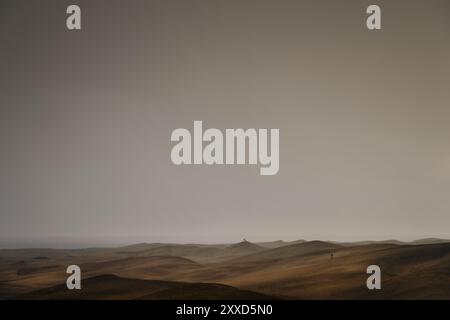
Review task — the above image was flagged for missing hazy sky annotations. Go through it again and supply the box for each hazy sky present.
[1,0,450,248]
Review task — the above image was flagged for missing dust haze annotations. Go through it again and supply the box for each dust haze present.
[1,0,450,248]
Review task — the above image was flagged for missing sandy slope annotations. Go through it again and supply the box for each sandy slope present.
[1,240,449,299]
[17,274,273,300]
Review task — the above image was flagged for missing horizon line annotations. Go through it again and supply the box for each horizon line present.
[1,236,449,250]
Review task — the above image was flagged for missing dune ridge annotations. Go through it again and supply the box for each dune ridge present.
[1,239,449,300]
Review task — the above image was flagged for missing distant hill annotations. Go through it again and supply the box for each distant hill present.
[126,241,267,263]
[2,239,450,299]
[332,238,450,247]
[17,274,273,300]
[131,244,224,261]
[410,238,450,245]
[333,240,405,247]
[117,243,169,252]
[228,240,341,264]
[222,240,266,256]
[257,239,306,249]
[219,242,450,299]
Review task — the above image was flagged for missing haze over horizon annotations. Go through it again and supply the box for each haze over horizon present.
[1,235,449,250]
[1,0,450,247]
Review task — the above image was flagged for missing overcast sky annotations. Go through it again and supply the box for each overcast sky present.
[1,0,450,248]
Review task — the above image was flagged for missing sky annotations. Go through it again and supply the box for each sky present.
[1,0,450,248]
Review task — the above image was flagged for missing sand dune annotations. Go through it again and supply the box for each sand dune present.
[1,239,449,299]
[227,240,342,264]
[256,239,306,249]
[215,243,450,299]
[17,274,273,300]
[332,238,450,247]
[410,238,450,245]
[121,240,267,263]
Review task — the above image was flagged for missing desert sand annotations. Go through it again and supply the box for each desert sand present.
[1,238,449,299]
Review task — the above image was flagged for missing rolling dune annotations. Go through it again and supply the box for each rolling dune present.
[1,240,449,299]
